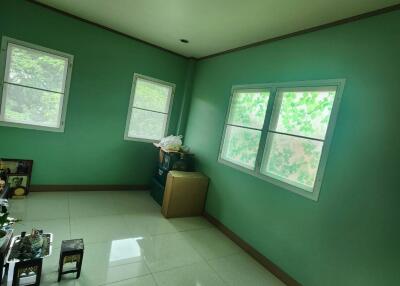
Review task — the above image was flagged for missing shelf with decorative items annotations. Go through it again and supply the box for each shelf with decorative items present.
[5,230,53,285]
[0,158,33,199]
[0,198,20,283]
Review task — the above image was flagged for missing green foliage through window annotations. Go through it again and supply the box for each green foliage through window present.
[126,75,174,141]
[220,83,340,198]
[221,90,270,169]
[6,44,68,93]
[273,90,335,140]
[261,88,336,190]
[0,40,71,130]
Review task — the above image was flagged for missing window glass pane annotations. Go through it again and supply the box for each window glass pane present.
[272,89,336,140]
[228,91,269,129]
[132,78,171,113]
[128,108,167,140]
[261,133,323,191]
[5,44,68,93]
[2,83,62,128]
[221,125,261,169]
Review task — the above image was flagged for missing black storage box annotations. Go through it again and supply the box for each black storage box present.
[159,151,193,171]
[150,178,165,206]
[154,166,169,186]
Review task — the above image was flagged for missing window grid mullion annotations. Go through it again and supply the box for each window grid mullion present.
[218,91,235,166]
[0,84,6,119]
[226,123,262,132]
[254,87,277,174]
[132,106,167,115]
[2,81,65,95]
[268,130,325,143]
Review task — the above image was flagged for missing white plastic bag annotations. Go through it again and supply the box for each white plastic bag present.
[159,135,183,151]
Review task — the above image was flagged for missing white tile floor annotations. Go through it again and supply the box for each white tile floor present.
[8,191,285,286]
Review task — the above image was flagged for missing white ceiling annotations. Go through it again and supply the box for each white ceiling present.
[37,0,400,58]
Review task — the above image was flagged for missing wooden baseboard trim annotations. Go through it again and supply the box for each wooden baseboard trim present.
[30,185,150,192]
[203,212,301,286]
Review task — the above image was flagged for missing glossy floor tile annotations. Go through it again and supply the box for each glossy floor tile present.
[70,215,132,243]
[69,191,123,218]
[209,253,286,286]
[141,232,203,272]
[105,275,157,286]
[168,216,213,232]
[7,191,285,286]
[8,192,70,221]
[27,192,70,220]
[153,262,227,286]
[123,213,178,236]
[180,227,241,260]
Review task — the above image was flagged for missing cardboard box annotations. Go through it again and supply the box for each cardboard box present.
[162,171,209,218]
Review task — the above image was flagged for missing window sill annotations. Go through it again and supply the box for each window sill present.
[123,135,159,144]
[0,120,64,133]
[217,157,320,201]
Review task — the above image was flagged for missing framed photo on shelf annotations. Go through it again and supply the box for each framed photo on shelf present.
[0,158,33,197]
[0,159,33,175]
[7,175,28,189]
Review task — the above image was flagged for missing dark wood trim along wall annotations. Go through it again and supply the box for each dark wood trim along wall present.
[204,212,302,286]
[30,185,150,192]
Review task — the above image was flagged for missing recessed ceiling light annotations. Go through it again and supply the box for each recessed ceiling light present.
[180,39,189,43]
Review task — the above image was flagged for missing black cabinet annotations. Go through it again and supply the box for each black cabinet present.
[150,178,165,206]
[150,149,193,206]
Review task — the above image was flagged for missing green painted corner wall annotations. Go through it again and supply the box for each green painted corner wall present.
[1,1,399,284]
[0,0,190,185]
[184,10,400,286]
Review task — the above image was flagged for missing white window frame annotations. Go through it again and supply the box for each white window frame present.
[218,79,345,201]
[0,36,74,132]
[124,73,175,143]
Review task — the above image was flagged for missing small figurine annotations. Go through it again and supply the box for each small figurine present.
[0,169,6,181]
[30,229,44,254]
[0,179,5,192]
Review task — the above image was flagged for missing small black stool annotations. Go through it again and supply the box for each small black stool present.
[12,258,43,286]
[58,239,84,282]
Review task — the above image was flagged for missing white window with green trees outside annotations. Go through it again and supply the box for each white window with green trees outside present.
[124,74,175,142]
[0,37,73,132]
[219,79,345,201]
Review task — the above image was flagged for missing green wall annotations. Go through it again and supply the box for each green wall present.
[0,0,190,185]
[184,11,400,286]
[1,1,399,284]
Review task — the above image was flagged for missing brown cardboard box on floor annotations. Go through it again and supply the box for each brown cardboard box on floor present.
[162,171,209,218]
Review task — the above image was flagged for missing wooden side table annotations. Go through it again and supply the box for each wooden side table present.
[5,232,52,286]
[58,239,84,281]
[11,258,42,286]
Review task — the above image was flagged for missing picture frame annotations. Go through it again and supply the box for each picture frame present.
[0,158,33,197]
[7,175,29,189]
[0,159,33,175]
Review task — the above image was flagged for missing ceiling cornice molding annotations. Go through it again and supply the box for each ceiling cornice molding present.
[198,3,400,60]
[27,0,190,59]
[27,1,400,61]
